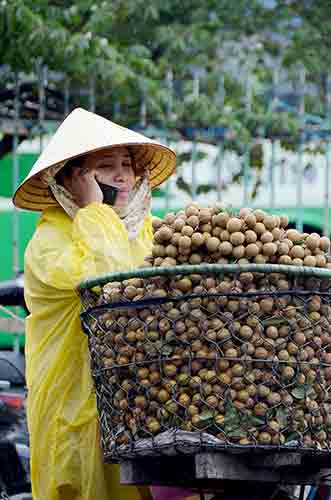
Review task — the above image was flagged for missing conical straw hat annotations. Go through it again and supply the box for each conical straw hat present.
[13,107,176,211]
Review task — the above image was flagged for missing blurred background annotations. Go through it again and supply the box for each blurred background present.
[0,0,331,352]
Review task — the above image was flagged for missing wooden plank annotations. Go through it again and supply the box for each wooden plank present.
[249,452,302,468]
[196,453,331,486]
[120,453,331,488]
[196,453,280,482]
[120,456,196,486]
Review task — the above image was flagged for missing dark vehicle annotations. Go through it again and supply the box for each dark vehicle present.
[0,275,26,312]
[0,356,31,499]
[0,276,31,498]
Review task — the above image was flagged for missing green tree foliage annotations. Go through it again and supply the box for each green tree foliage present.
[0,0,330,148]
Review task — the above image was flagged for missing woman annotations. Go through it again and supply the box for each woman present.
[13,108,183,500]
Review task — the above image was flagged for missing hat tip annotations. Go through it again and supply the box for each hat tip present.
[71,106,91,115]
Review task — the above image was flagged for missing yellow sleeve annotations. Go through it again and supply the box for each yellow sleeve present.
[25,203,133,292]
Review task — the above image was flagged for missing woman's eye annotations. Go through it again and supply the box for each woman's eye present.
[97,164,112,169]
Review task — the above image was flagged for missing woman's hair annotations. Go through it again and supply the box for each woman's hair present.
[55,155,88,185]
[54,147,137,186]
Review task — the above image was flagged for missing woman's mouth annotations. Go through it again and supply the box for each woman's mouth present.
[116,188,130,196]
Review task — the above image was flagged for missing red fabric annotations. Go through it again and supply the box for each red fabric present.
[151,486,195,500]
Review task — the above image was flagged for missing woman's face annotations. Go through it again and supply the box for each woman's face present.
[85,147,136,208]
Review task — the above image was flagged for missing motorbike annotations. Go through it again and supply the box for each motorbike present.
[0,364,31,499]
[0,276,31,498]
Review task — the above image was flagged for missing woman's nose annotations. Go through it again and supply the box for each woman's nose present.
[114,166,127,181]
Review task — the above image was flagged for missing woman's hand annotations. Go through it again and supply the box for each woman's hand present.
[66,167,103,208]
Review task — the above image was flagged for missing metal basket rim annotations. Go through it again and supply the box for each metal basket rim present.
[78,263,331,291]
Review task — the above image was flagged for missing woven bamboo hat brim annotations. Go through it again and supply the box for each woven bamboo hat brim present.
[13,107,176,211]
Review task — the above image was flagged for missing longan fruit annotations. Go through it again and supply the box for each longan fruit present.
[315,254,326,267]
[239,207,252,218]
[245,213,257,228]
[219,241,233,255]
[255,254,268,264]
[280,215,289,228]
[304,255,316,267]
[220,229,230,241]
[178,235,191,249]
[306,234,320,250]
[254,209,266,222]
[191,232,204,247]
[233,245,245,259]
[246,243,259,258]
[152,216,163,230]
[277,242,290,255]
[185,205,200,217]
[186,215,199,229]
[206,237,220,253]
[263,215,276,230]
[260,231,274,243]
[278,255,292,265]
[290,245,305,259]
[215,212,230,228]
[263,242,277,256]
[227,217,243,233]
[320,236,330,252]
[287,229,301,242]
[230,231,245,246]
[245,230,257,243]
[182,225,194,237]
[255,222,266,235]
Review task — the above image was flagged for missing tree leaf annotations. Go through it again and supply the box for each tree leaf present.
[291,386,306,400]
[242,413,265,429]
[276,407,289,428]
[285,433,299,445]
[161,345,174,356]
[200,409,215,421]
[224,403,240,432]
[227,428,247,438]
[263,317,288,327]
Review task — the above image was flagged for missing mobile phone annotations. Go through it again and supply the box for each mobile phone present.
[97,182,119,206]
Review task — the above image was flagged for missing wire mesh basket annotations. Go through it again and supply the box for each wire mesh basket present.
[79,264,331,463]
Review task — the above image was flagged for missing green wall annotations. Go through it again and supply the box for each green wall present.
[0,154,36,198]
[0,210,39,348]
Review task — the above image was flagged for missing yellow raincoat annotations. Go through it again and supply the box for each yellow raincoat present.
[24,202,154,500]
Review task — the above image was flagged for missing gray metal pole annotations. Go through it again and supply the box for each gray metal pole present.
[89,75,96,112]
[162,136,171,211]
[191,142,198,201]
[193,73,200,99]
[166,68,173,120]
[269,68,279,209]
[12,71,20,354]
[216,142,223,202]
[324,144,331,237]
[243,144,250,206]
[245,72,252,114]
[323,73,331,236]
[140,96,147,128]
[12,72,20,278]
[38,63,47,153]
[296,65,306,233]
[296,139,304,233]
[64,79,70,117]
[269,140,276,208]
[218,73,225,107]
[165,69,173,209]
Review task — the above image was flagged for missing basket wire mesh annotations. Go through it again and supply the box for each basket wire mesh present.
[79,264,331,463]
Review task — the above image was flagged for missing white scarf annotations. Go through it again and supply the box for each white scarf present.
[42,164,151,240]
